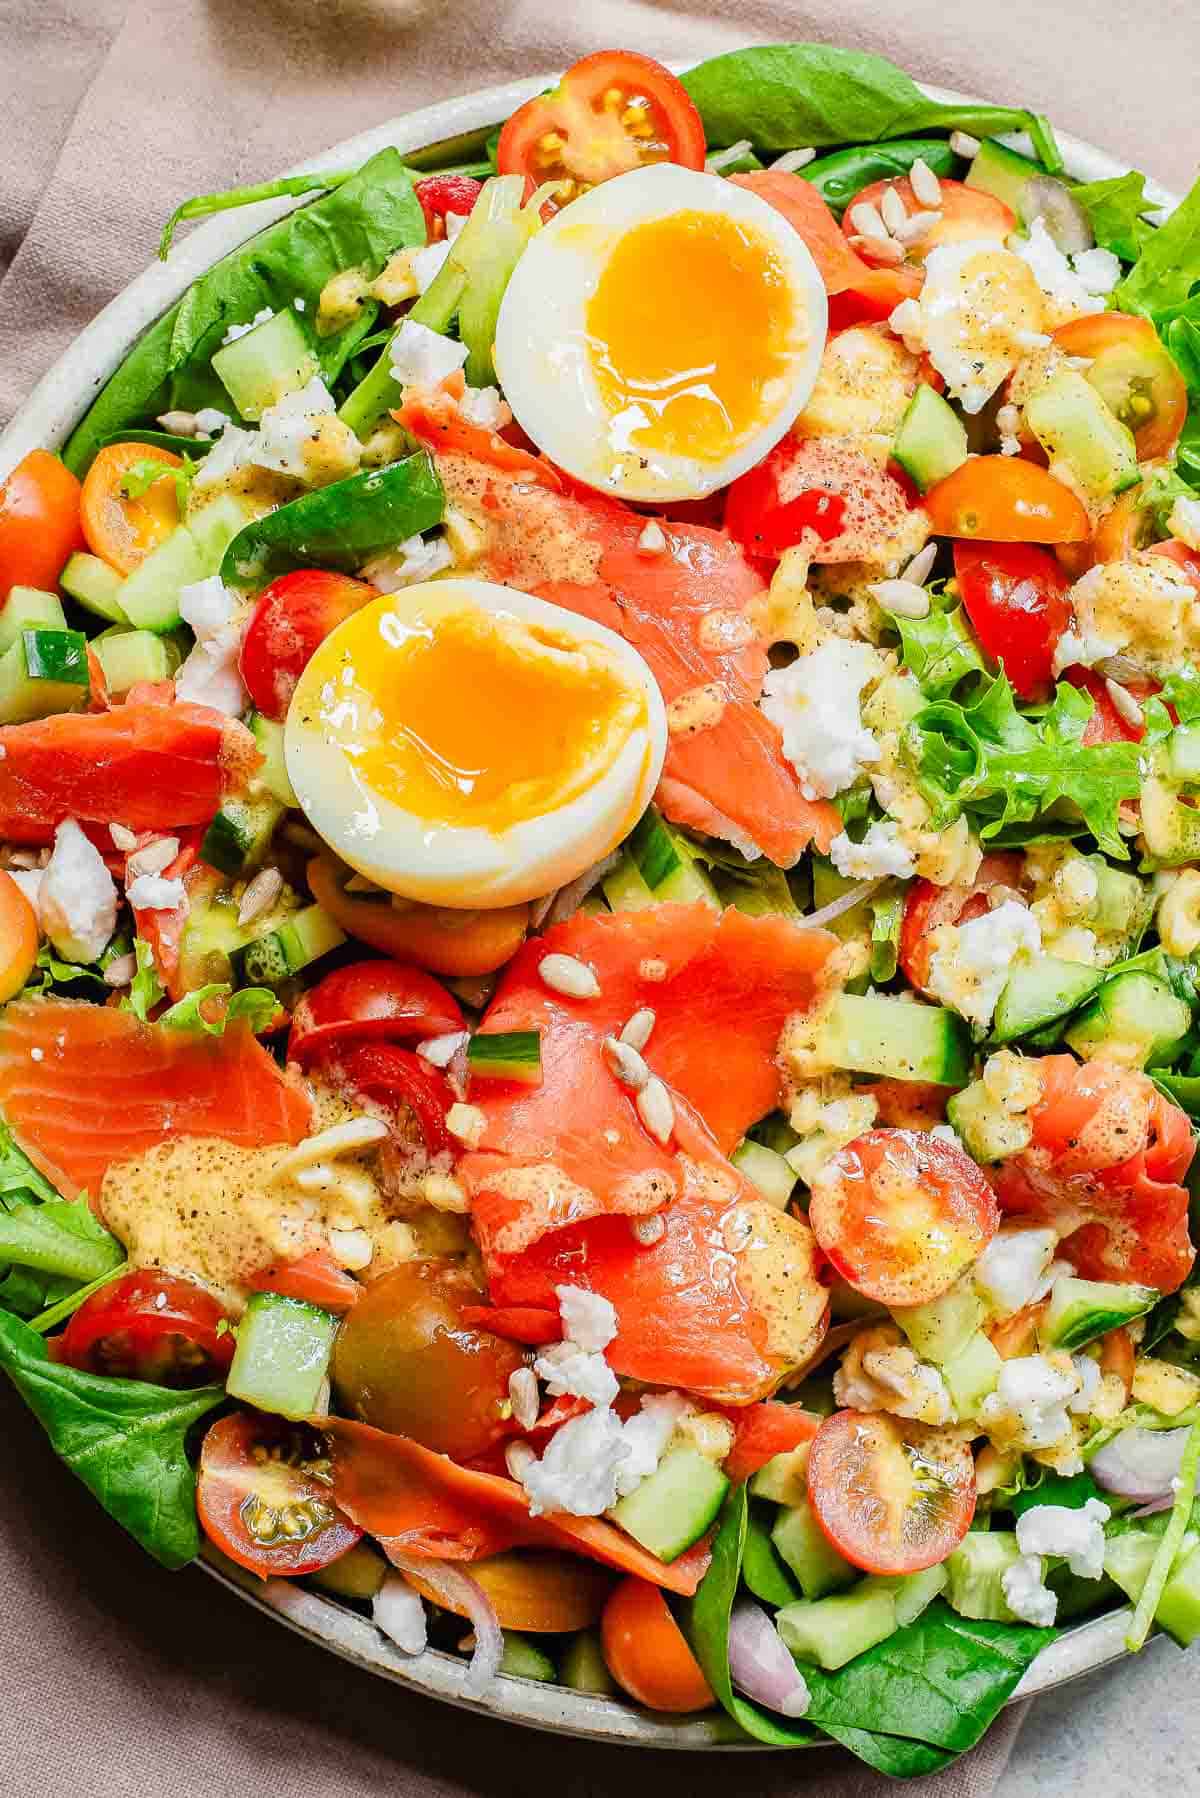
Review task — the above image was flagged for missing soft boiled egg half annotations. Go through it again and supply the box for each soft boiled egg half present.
[285,578,667,908]
[494,162,828,502]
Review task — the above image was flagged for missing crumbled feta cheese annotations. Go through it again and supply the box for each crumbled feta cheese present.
[458,385,507,429]
[445,1102,486,1147]
[38,820,118,963]
[516,1404,631,1517]
[126,874,187,911]
[255,376,352,479]
[175,574,249,716]
[221,306,273,346]
[926,901,1041,1031]
[981,1353,1080,1450]
[833,1324,953,1426]
[974,1227,1059,1315]
[534,1339,619,1407]
[1169,495,1200,553]
[410,239,453,293]
[1051,626,1122,677]
[7,867,43,910]
[760,640,883,800]
[1016,1496,1111,1578]
[1069,1352,1102,1416]
[1012,218,1105,326]
[556,1284,617,1351]
[389,319,468,390]
[190,423,259,491]
[829,819,916,880]
[360,533,453,589]
[1002,1552,1058,1626]
[193,407,231,436]
[179,574,239,640]
[616,1391,694,1491]
[1071,247,1122,296]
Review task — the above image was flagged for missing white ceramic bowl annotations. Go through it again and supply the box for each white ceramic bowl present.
[0,66,1179,1751]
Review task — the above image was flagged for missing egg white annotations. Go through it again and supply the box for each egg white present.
[284,578,668,909]
[494,162,828,502]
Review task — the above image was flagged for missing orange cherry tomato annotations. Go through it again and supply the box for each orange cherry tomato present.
[307,854,529,977]
[806,1410,976,1574]
[923,455,1090,542]
[0,868,39,1002]
[898,853,1026,992]
[0,449,86,600]
[1054,311,1188,460]
[80,442,181,574]
[1090,482,1159,565]
[600,1576,715,1712]
[1151,538,1200,592]
[496,51,705,214]
[988,1299,1048,1360]
[406,1550,613,1632]
[842,177,1015,265]
[197,1410,363,1578]
[808,1127,1000,1306]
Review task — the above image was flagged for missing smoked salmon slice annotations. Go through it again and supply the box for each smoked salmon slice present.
[0,999,312,1199]
[398,397,838,866]
[0,701,256,843]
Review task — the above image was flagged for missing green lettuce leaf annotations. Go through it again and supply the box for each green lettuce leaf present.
[1113,172,1200,322]
[125,938,165,1022]
[158,984,278,1035]
[1071,170,1152,262]
[889,595,987,699]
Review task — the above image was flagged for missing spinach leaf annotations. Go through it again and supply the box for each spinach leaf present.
[818,1727,954,1776]
[220,451,443,583]
[0,1310,221,1568]
[1009,1468,1106,1518]
[1071,170,1152,262]
[101,428,214,458]
[28,1263,127,1335]
[682,45,1061,172]
[0,1201,124,1285]
[804,138,956,216]
[1113,171,1200,322]
[0,1118,58,1210]
[64,149,426,475]
[159,168,359,258]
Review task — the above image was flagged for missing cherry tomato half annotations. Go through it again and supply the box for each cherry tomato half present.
[954,540,1073,701]
[924,455,1090,542]
[336,1039,456,1157]
[808,1127,1000,1307]
[239,569,376,721]
[331,1259,524,1461]
[288,961,462,1067]
[807,1410,976,1574]
[80,443,181,575]
[600,1576,715,1712]
[1065,667,1150,745]
[1054,311,1188,461]
[307,854,530,977]
[496,50,705,213]
[414,174,484,237]
[0,449,86,600]
[898,853,1026,992]
[57,1270,235,1386]
[842,177,1015,265]
[197,1410,362,1577]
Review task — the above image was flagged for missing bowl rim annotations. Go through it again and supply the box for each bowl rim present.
[0,60,1177,1753]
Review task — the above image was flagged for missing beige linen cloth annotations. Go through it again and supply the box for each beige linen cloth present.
[0,3,1195,1794]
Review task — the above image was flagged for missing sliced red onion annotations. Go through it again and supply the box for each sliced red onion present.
[383,1548,504,1695]
[373,1572,428,1654]
[727,1598,811,1718]
[1133,1494,1176,1518]
[1091,1426,1194,1503]
[804,879,882,931]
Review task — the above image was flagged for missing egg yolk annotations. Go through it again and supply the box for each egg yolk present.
[585,209,797,463]
[307,600,644,832]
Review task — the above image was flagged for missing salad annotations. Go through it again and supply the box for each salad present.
[2,38,1200,1777]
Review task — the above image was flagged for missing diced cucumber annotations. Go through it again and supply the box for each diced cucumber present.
[816,991,971,1085]
[776,1588,897,1670]
[0,586,67,651]
[947,1076,1031,1165]
[1168,724,1200,784]
[1041,1274,1158,1351]
[201,792,285,877]
[857,1564,947,1628]
[771,1497,857,1601]
[1156,1541,1200,1647]
[742,1504,801,1607]
[941,1331,1004,1417]
[892,1279,984,1366]
[627,807,721,909]
[226,1290,340,1419]
[1093,862,1146,936]
[467,1030,543,1085]
[310,1540,387,1600]
[22,628,90,686]
[250,711,298,807]
[608,1443,729,1562]
[186,491,263,568]
[1025,370,1139,501]
[0,629,90,724]
[1141,760,1200,867]
[93,629,176,697]
[892,384,969,492]
[211,307,319,420]
[601,852,657,911]
[991,953,1105,1044]
[731,1139,797,1209]
[1064,970,1191,1069]
[117,523,206,631]
[560,1630,618,1695]
[750,1445,810,1507]
[59,552,130,624]
[1103,1530,1158,1603]
[232,902,346,987]
[177,887,254,988]
[499,1631,556,1682]
[945,1531,1021,1622]
[965,137,1042,214]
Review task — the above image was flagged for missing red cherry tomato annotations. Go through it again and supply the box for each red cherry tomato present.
[414,174,484,236]
[898,852,1026,991]
[726,436,910,564]
[1150,538,1200,592]
[806,1410,976,1574]
[57,1270,235,1386]
[808,1127,1000,1306]
[841,177,1015,266]
[0,449,86,600]
[1054,312,1188,461]
[953,540,1073,701]
[337,1039,456,1157]
[1065,667,1150,745]
[496,50,705,214]
[239,569,376,721]
[288,960,462,1067]
[197,1410,362,1578]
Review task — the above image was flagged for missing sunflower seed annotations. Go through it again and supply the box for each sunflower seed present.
[109,823,138,852]
[892,209,942,246]
[902,543,938,587]
[1105,679,1145,728]
[769,147,815,172]
[630,1214,666,1245]
[620,1008,656,1051]
[237,865,284,926]
[603,1035,649,1091]
[869,577,931,619]
[636,1076,675,1144]
[637,520,667,554]
[126,835,180,879]
[505,1440,536,1481]
[880,185,909,233]
[507,1366,540,1431]
[848,232,905,265]
[910,158,943,208]
[889,297,923,338]
[538,953,600,998]
[949,130,982,159]
[102,953,136,988]
[849,200,889,241]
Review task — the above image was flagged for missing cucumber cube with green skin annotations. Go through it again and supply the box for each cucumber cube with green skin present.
[608,1443,728,1562]
[1025,370,1139,500]
[1168,726,1200,783]
[750,1444,809,1507]
[945,1531,1021,1622]
[771,1496,856,1600]
[892,1278,984,1365]
[776,1588,897,1669]
[1041,1275,1158,1352]
[22,629,90,686]
[941,1331,1004,1418]
[226,1291,339,1419]
[309,1540,388,1600]
[200,793,285,877]
[211,307,319,421]
[816,991,971,1085]
[0,630,90,724]
[249,711,298,807]
[59,552,130,625]
[499,1632,557,1682]
[0,587,67,652]
[117,523,206,631]
[601,851,658,911]
[94,629,175,698]
[965,138,1043,214]
[1103,1530,1160,1603]
[186,492,262,569]
[893,384,969,492]
[990,954,1106,1044]
[1064,970,1192,1069]
[1141,756,1200,866]
[560,1630,617,1695]
[466,1030,543,1085]
[232,902,346,988]
[1156,1541,1200,1646]
[627,807,720,909]
[857,1564,947,1628]
[731,1139,797,1209]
